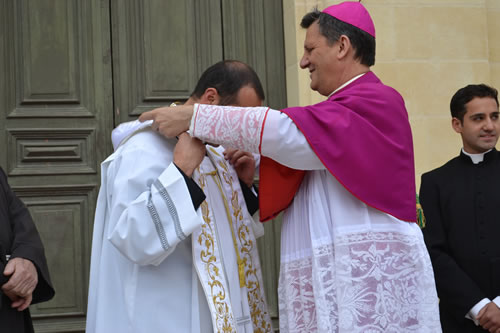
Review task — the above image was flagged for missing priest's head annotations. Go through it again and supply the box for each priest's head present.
[299,2,376,96]
[187,60,265,108]
[450,84,499,154]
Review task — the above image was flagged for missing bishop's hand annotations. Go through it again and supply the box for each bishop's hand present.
[139,105,194,138]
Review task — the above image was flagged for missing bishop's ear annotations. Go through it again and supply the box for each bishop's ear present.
[200,87,221,105]
[337,35,352,60]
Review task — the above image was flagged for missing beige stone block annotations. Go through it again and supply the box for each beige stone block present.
[281,0,295,11]
[291,3,310,64]
[426,62,491,109]
[283,2,299,68]
[411,116,462,187]
[286,64,301,107]
[432,7,488,60]
[300,0,324,12]
[374,63,423,119]
[283,48,297,71]
[297,68,314,105]
[487,9,500,62]
[486,0,500,9]
[368,6,396,62]
[490,63,500,91]
[394,7,488,60]
[375,61,490,119]
[393,7,432,60]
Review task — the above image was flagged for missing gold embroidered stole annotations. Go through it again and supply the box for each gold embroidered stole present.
[192,162,237,333]
[206,147,273,333]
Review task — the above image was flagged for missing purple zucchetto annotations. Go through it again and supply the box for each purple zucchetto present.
[322,1,375,38]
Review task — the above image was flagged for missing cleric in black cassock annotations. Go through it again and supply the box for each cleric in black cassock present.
[420,84,500,332]
[0,167,54,333]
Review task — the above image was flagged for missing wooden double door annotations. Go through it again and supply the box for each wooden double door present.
[0,0,286,331]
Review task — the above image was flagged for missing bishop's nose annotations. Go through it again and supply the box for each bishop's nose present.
[300,55,310,69]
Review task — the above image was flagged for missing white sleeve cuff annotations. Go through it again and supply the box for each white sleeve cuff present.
[188,103,199,136]
[493,296,500,308]
[153,163,203,245]
[466,298,491,325]
[108,162,203,267]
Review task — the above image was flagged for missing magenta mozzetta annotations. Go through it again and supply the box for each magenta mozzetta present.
[282,71,417,222]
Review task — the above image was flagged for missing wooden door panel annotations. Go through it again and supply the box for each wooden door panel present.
[111,0,223,125]
[17,1,79,106]
[21,195,89,316]
[0,0,112,331]
[6,128,97,176]
[221,0,287,109]
[14,185,96,333]
[9,0,94,118]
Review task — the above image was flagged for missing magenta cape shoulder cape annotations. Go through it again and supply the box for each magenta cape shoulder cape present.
[259,72,416,222]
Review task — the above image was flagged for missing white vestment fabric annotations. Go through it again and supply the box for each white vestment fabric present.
[190,104,442,333]
[87,121,271,333]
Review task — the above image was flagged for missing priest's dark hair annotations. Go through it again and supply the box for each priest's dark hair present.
[450,84,499,122]
[190,60,265,106]
[301,8,375,67]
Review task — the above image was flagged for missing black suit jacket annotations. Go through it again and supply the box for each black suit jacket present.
[420,149,500,332]
[0,167,55,332]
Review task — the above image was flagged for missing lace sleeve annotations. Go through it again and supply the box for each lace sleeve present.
[190,104,270,153]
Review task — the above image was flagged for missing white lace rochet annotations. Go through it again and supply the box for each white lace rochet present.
[190,103,442,332]
[278,231,441,333]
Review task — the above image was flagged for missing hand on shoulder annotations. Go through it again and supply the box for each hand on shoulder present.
[174,133,206,177]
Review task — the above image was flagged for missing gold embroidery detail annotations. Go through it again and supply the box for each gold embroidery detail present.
[210,172,247,288]
[209,146,221,156]
[196,171,235,333]
[214,157,273,332]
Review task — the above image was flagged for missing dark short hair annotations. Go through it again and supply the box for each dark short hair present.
[300,8,375,67]
[450,84,499,122]
[191,60,265,105]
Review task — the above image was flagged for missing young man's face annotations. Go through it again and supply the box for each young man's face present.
[300,21,340,96]
[452,97,500,154]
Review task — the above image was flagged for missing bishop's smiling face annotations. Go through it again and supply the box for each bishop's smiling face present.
[452,97,500,154]
[299,21,341,96]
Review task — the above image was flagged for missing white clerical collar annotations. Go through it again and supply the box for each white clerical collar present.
[327,72,367,98]
[462,148,492,164]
